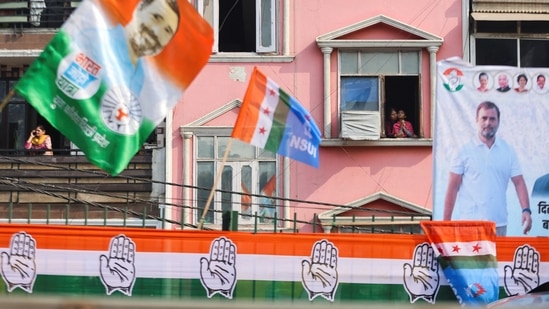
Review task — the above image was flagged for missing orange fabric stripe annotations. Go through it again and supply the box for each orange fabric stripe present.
[232,67,267,143]
[153,0,213,89]
[0,224,423,258]
[96,0,137,24]
[0,224,546,263]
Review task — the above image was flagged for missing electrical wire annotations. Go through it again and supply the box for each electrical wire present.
[0,155,427,225]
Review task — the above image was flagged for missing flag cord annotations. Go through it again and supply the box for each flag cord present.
[0,89,15,112]
[198,138,234,230]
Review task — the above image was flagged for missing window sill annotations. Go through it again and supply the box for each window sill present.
[209,53,294,63]
[321,138,433,147]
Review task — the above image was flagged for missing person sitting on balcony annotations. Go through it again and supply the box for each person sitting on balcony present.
[25,125,53,156]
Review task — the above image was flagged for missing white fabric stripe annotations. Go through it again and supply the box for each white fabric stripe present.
[250,78,279,148]
[26,249,415,284]
[433,240,496,256]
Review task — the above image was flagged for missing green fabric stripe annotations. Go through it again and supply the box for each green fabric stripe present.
[438,255,497,270]
[0,275,461,303]
[264,89,290,152]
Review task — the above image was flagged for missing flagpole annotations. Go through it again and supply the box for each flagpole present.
[198,138,234,230]
[0,89,15,112]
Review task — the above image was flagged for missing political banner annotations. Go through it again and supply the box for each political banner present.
[434,57,549,236]
[15,0,213,175]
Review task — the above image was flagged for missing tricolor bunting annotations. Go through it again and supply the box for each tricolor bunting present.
[421,221,499,306]
[14,0,213,175]
[0,224,548,302]
[232,67,321,168]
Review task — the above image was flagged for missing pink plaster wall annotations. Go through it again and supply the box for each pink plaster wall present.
[169,0,463,228]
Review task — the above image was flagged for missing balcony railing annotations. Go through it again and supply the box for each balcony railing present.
[0,0,81,29]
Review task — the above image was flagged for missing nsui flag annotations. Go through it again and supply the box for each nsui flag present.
[14,0,213,175]
[421,221,499,306]
[232,67,321,168]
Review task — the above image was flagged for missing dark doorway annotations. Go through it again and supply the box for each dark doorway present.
[384,75,420,137]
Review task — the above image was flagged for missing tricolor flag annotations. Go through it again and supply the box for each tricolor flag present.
[14,0,213,175]
[232,68,321,168]
[421,221,499,306]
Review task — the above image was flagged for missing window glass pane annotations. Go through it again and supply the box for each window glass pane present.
[340,77,379,111]
[341,52,358,74]
[401,51,419,74]
[475,39,517,66]
[197,162,214,223]
[8,80,25,100]
[259,162,276,222]
[476,21,516,33]
[240,165,252,215]
[197,136,214,158]
[217,137,255,159]
[8,103,26,151]
[219,137,255,159]
[521,21,549,34]
[258,148,276,159]
[0,80,5,117]
[0,80,6,97]
[521,40,549,68]
[221,166,233,213]
[259,0,272,48]
[360,52,398,74]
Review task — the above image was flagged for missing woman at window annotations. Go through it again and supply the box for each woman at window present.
[383,108,398,138]
[25,125,53,156]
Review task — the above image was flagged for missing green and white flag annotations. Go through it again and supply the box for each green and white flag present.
[15,0,213,175]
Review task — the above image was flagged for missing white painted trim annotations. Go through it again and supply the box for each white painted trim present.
[164,111,173,229]
[316,15,443,42]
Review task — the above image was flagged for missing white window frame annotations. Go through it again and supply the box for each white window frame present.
[193,0,277,54]
[190,130,280,229]
[471,20,549,68]
[316,15,442,145]
[338,50,421,140]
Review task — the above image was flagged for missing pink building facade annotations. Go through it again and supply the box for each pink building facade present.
[163,0,465,232]
[0,1,544,231]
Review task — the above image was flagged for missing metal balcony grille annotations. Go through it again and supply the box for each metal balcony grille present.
[0,0,81,29]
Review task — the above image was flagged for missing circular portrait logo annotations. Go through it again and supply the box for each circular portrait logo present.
[101,86,142,135]
[495,72,512,93]
[533,73,548,94]
[442,68,464,92]
[512,73,531,94]
[474,72,492,93]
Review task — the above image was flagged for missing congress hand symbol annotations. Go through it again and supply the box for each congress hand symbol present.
[403,242,440,304]
[199,236,237,299]
[301,239,339,302]
[504,245,540,296]
[99,234,136,296]
[0,232,37,293]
